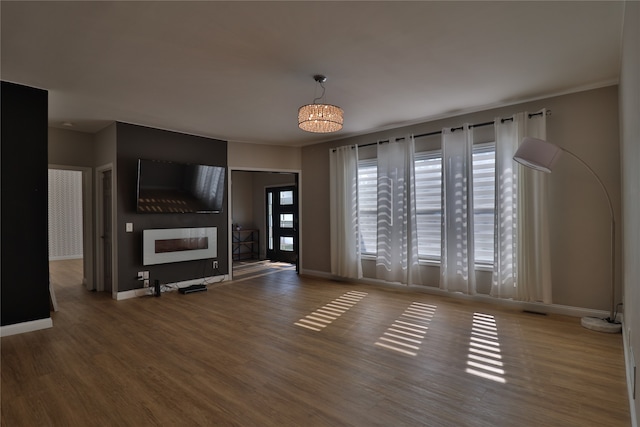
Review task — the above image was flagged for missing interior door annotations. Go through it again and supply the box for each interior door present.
[266,186,298,265]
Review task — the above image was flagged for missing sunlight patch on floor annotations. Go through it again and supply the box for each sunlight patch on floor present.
[465,312,506,383]
[375,302,437,356]
[295,290,368,331]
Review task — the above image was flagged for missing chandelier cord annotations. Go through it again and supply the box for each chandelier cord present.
[312,81,326,104]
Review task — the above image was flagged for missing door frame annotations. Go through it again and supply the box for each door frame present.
[48,164,94,291]
[228,167,302,278]
[95,163,117,297]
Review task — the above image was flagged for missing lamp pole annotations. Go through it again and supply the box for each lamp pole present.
[561,148,616,323]
[514,137,620,332]
[561,148,617,324]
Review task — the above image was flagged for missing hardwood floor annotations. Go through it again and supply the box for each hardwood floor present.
[2,260,630,426]
[232,259,296,282]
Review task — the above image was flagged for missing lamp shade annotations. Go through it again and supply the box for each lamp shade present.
[513,137,563,173]
[298,103,344,133]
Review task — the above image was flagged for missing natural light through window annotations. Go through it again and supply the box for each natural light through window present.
[375,302,437,356]
[294,291,368,331]
[358,144,496,265]
[465,312,506,383]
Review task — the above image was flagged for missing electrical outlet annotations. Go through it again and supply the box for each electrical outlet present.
[143,279,150,287]
[213,260,219,269]
[137,271,145,280]
[143,271,149,279]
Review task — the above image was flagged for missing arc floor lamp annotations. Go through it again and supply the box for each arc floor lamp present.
[513,137,621,333]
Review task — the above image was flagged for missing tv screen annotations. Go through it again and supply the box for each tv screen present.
[136,159,226,213]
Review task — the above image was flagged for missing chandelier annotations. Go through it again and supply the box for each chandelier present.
[298,75,344,133]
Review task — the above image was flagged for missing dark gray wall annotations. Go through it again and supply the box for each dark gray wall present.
[1,81,50,326]
[116,122,228,292]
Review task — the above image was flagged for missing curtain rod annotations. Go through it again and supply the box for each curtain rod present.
[350,110,549,149]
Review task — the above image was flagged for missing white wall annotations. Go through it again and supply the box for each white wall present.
[620,1,640,422]
[48,127,94,167]
[228,141,301,171]
[231,171,255,229]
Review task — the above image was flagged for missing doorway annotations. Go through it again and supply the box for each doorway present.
[47,165,93,305]
[230,170,300,277]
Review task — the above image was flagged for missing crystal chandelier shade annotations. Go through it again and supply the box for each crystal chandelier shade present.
[298,103,344,133]
[298,75,344,133]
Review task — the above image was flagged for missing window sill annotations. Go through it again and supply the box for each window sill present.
[361,254,493,272]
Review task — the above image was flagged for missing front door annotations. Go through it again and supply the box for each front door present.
[266,186,298,265]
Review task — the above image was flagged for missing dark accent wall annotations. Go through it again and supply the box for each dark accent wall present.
[1,81,50,326]
[116,123,228,292]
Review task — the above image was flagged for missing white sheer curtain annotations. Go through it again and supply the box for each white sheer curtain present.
[516,110,552,303]
[329,145,362,279]
[491,116,519,299]
[375,137,420,284]
[440,125,476,294]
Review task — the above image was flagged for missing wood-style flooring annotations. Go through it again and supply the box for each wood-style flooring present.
[1,259,630,426]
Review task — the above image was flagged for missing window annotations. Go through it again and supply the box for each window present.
[280,213,294,228]
[414,151,442,260]
[280,190,294,205]
[280,236,294,251]
[267,192,273,250]
[356,143,496,266]
[358,159,378,255]
[472,144,496,266]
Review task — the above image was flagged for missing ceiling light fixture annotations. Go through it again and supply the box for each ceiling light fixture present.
[298,74,344,133]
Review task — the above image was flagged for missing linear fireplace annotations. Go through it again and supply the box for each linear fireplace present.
[142,227,217,265]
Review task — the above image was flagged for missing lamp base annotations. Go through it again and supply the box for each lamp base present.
[580,316,621,333]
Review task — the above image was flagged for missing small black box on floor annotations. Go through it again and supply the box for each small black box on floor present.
[179,284,207,294]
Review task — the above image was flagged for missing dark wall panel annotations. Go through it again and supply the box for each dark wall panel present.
[116,123,228,292]
[1,81,50,326]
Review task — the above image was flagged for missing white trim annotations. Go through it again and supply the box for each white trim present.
[116,274,229,300]
[49,255,84,261]
[0,318,53,337]
[300,268,333,280]
[622,317,638,427]
[230,166,301,174]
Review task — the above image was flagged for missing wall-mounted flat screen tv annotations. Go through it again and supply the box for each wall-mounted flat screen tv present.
[137,159,226,213]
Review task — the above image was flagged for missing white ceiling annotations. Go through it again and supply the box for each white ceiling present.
[0,1,625,147]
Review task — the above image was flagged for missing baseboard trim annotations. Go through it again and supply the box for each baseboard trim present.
[622,317,638,427]
[48,255,83,261]
[300,269,612,319]
[116,274,229,300]
[0,317,53,337]
[300,268,334,280]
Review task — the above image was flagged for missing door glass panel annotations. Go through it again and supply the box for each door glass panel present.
[280,190,293,205]
[280,213,293,228]
[279,236,294,252]
[268,192,273,250]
